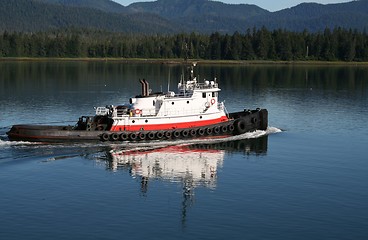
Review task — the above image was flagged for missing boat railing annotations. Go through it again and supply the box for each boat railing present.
[157,102,224,116]
[175,93,193,98]
[114,105,224,118]
[142,109,157,116]
[179,82,218,92]
[217,102,224,111]
[96,107,109,116]
[219,101,229,117]
[195,82,218,89]
[163,108,204,116]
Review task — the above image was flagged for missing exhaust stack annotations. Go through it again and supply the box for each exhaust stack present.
[139,79,149,97]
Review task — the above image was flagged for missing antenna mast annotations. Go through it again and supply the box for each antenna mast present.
[167,68,171,92]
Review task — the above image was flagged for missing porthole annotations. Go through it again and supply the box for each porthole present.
[187,101,190,104]
[145,120,148,123]
[132,120,135,123]
[172,102,174,105]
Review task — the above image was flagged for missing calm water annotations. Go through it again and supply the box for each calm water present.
[0,61,368,240]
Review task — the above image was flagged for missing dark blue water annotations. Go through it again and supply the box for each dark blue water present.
[1,62,368,240]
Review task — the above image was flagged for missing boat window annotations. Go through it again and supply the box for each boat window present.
[212,92,216,97]
[202,92,206,98]
[153,100,155,106]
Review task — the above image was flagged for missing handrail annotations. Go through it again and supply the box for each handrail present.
[179,82,219,91]
[95,107,109,116]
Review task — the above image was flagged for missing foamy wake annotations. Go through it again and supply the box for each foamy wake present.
[109,126,282,151]
[0,139,37,147]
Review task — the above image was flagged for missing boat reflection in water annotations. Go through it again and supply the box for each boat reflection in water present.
[105,136,268,195]
[103,136,268,225]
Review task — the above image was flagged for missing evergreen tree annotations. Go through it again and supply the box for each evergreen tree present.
[0,27,367,61]
[209,32,222,60]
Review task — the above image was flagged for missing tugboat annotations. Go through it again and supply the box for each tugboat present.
[7,63,268,143]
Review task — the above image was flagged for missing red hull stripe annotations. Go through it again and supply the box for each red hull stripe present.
[111,116,229,131]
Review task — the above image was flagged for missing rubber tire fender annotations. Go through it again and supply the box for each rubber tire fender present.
[147,132,156,140]
[181,129,189,137]
[111,133,119,141]
[197,128,205,136]
[156,131,164,139]
[129,133,137,141]
[173,131,181,138]
[190,129,197,137]
[228,124,235,132]
[206,128,213,135]
[120,132,129,141]
[164,131,172,139]
[101,133,109,141]
[234,119,247,134]
[221,125,228,133]
[138,132,146,140]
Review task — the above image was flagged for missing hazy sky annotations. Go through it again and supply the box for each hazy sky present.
[112,0,352,11]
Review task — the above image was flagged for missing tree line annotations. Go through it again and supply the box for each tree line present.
[1,27,368,61]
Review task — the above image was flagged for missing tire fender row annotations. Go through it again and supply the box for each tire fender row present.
[100,122,239,142]
[100,113,260,142]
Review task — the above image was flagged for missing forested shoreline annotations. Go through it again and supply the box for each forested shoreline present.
[1,27,368,62]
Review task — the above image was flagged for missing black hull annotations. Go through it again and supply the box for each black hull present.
[7,109,268,143]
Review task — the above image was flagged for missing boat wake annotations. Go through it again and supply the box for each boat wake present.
[108,126,282,151]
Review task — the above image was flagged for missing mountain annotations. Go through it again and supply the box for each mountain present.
[128,0,268,33]
[128,0,267,20]
[127,0,368,32]
[0,0,177,33]
[250,1,368,31]
[1,0,368,33]
[35,0,128,13]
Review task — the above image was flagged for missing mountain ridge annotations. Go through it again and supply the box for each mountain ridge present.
[35,0,128,13]
[0,0,178,33]
[1,0,368,33]
[127,0,268,20]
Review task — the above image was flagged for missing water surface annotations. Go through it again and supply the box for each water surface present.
[1,62,367,240]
